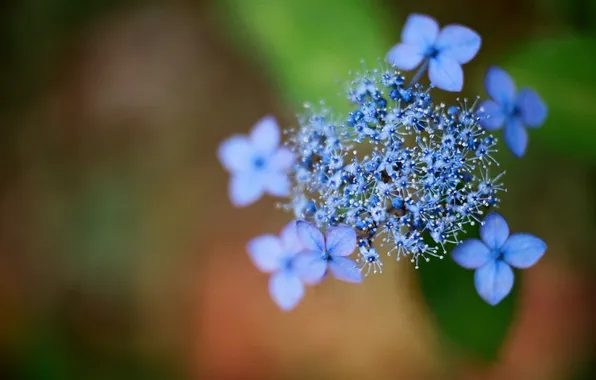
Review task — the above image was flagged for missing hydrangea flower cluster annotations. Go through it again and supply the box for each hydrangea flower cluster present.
[219,13,548,310]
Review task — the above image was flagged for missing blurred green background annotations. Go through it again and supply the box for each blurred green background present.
[0,0,594,379]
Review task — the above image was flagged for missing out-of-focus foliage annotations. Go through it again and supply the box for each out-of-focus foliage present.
[544,0,596,33]
[419,243,517,361]
[218,0,394,111]
[2,0,128,108]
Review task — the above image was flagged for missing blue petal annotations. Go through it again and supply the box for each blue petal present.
[279,220,302,254]
[480,212,510,250]
[247,235,283,273]
[263,172,290,197]
[485,66,516,107]
[328,256,362,283]
[296,221,325,251]
[269,270,304,311]
[451,238,492,269]
[218,136,253,173]
[474,260,514,306]
[428,56,463,92]
[325,225,357,257]
[269,147,295,171]
[516,88,547,128]
[250,115,280,155]
[401,13,439,49]
[386,43,426,71]
[293,251,327,285]
[435,25,481,64]
[477,100,505,131]
[502,233,547,269]
[229,173,264,207]
[503,118,528,158]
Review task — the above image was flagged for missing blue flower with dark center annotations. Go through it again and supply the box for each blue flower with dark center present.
[452,213,547,305]
[477,66,547,157]
[247,221,306,311]
[386,13,481,92]
[293,221,362,284]
[218,115,295,207]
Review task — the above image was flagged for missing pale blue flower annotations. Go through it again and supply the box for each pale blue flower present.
[386,13,481,92]
[247,220,306,311]
[218,115,295,207]
[478,66,547,157]
[294,221,362,284]
[452,213,547,305]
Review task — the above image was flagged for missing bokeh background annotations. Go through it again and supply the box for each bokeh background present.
[0,0,594,379]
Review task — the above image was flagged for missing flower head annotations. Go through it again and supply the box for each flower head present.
[386,13,481,92]
[218,116,295,207]
[452,212,547,305]
[287,70,504,269]
[477,66,547,157]
[247,220,306,310]
[294,221,362,284]
[218,13,547,311]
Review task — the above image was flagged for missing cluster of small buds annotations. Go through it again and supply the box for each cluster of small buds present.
[285,67,505,269]
[219,13,548,310]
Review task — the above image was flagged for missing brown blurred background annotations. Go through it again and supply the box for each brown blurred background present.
[0,0,594,379]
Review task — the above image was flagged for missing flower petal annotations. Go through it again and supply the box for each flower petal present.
[280,220,302,254]
[503,118,528,158]
[428,56,463,92]
[516,88,547,128]
[386,43,425,71]
[436,25,481,64]
[401,13,439,48]
[502,233,547,269]
[229,173,264,207]
[477,100,505,131]
[480,212,510,250]
[269,147,295,171]
[263,172,290,197]
[485,66,516,107]
[328,256,362,283]
[474,260,514,306]
[269,271,304,311]
[325,225,357,257]
[293,251,327,285]
[250,115,280,154]
[296,221,325,252]
[247,235,283,273]
[218,136,253,173]
[451,238,492,269]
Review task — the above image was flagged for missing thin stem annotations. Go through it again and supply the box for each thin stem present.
[409,59,429,87]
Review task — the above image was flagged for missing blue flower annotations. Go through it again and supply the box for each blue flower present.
[452,213,547,305]
[218,115,295,207]
[247,220,306,311]
[294,221,362,284]
[386,13,481,92]
[478,66,547,157]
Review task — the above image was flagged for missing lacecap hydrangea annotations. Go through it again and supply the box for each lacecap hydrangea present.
[218,13,548,311]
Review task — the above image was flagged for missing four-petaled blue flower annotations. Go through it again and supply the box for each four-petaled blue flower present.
[247,220,306,311]
[386,13,481,92]
[452,212,547,305]
[294,221,362,284]
[478,66,547,157]
[218,115,295,207]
